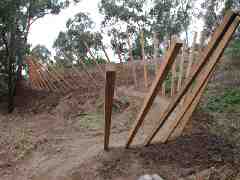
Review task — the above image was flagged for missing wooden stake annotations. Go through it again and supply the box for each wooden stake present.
[171,60,177,96]
[140,31,148,88]
[177,44,186,92]
[104,70,116,151]
[84,41,105,77]
[153,32,160,75]
[102,44,111,63]
[169,71,212,140]
[78,59,99,87]
[186,32,197,78]
[125,41,182,148]
[144,11,238,146]
[127,32,138,88]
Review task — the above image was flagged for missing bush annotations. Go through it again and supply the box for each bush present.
[225,38,240,59]
[206,88,240,113]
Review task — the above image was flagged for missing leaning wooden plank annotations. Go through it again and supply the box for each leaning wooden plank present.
[84,41,105,77]
[144,11,237,146]
[48,65,73,91]
[27,60,40,89]
[78,59,99,87]
[102,44,111,63]
[30,60,50,91]
[104,70,116,151]
[37,66,56,91]
[170,46,211,140]
[168,71,212,141]
[125,41,182,148]
[159,17,238,143]
[168,17,240,140]
[34,60,62,92]
[32,59,59,92]
[35,61,68,93]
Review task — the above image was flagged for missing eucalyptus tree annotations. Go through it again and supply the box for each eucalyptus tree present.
[53,12,104,66]
[0,0,80,112]
[99,0,151,61]
[150,0,193,44]
[201,0,240,57]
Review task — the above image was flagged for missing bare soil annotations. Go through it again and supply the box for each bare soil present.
[0,61,240,180]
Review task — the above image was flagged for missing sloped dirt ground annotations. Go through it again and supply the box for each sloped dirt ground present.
[0,60,240,180]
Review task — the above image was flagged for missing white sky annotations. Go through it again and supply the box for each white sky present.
[29,0,103,51]
[28,0,205,62]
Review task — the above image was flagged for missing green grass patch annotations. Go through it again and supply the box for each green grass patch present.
[76,113,104,130]
[206,88,240,113]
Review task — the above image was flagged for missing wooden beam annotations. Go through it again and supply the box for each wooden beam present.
[125,41,182,148]
[104,70,116,151]
[167,18,240,142]
[32,59,60,92]
[84,41,105,77]
[186,32,197,78]
[30,60,52,91]
[127,32,138,88]
[140,31,148,88]
[78,59,99,88]
[144,12,238,146]
[48,65,74,91]
[177,43,186,92]
[171,60,177,96]
[102,44,111,63]
[168,71,212,140]
[35,60,69,93]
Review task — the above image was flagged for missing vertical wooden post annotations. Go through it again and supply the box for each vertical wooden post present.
[153,32,160,75]
[186,32,197,78]
[171,60,177,96]
[140,31,148,88]
[177,43,186,92]
[170,35,179,96]
[127,32,137,88]
[104,69,116,151]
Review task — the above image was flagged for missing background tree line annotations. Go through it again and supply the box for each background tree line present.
[0,0,239,112]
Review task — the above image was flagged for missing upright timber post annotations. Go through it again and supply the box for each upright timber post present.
[125,41,182,148]
[140,31,148,88]
[104,67,116,151]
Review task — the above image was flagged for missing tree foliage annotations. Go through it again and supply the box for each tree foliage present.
[0,0,80,111]
[31,44,52,64]
[99,0,150,60]
[201,0,240,57]
[99,0,193,60]
[53,12,104,65]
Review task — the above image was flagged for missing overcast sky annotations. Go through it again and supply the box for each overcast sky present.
[29,0,103,50]
[28,0,205,61]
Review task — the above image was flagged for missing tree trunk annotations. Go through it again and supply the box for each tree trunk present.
[8,19,17,113]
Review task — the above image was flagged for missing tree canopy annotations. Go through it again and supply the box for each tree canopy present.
[53,12,104,65]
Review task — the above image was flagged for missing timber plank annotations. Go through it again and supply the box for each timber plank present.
[125,41,182,148]
[104,70,116,151]
[144,11,237,146]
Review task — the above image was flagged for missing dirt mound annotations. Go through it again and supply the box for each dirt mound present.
[68,133,239,180]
